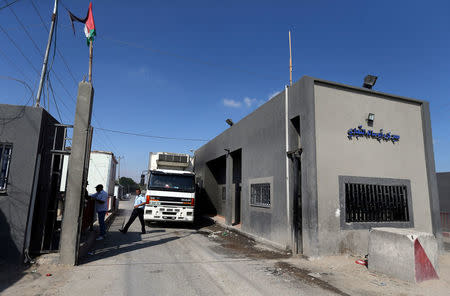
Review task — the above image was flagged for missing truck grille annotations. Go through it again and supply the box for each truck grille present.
[154,196,191,202]
[152,196,193,206]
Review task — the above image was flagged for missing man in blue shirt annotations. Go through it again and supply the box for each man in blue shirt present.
[119,188,147,234]
[89,184,108,240]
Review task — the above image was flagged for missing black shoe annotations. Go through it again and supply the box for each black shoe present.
[119,229,126,234]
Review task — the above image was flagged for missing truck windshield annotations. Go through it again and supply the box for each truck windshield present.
[148,173,195,192]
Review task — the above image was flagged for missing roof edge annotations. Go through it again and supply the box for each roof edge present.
[303,75,427,105]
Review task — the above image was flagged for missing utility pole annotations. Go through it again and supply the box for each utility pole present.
[117,156,124,180]
[289,30,293,86]
[35,0,58,107]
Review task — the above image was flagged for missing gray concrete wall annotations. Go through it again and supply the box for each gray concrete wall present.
[195,92,291,247]
[0,105,43,264]
[287,77,320,256]
[204,156,226,216]
[313,82,433,255]
[437,172,450,213]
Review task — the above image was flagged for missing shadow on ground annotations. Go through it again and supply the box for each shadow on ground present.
[78,214,214,265]
[79,229,182,265]
[0,209,29,293]
[79,216,214,265]
[146,216,215,231]
[0,264,30,294]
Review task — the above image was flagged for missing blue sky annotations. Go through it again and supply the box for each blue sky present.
[1,0,449,181]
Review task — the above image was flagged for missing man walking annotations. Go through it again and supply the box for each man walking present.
[90,184,108,240]
[120,188,146,234]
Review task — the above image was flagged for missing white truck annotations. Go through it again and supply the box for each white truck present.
[144,169,196,222]
[60,150,118,211]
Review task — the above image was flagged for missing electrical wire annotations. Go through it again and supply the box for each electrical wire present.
[6,0,65,115]
[93,127,208,142]
[5,0,44,57]
[48,77,63,123]
[0,75,34,106]
[54,0,121,154]
[0,23,40,76]
[100,35,278,80]
[31,0,78,84]
[0,0,20,11]
[3,0,63,116]
[0,75,34,134]
[0,46,33,84]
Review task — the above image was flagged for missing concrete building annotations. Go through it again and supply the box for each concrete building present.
[437,172,450,213]
[0,104,65,264]
[194,76,441,257]
[437,172,450,232]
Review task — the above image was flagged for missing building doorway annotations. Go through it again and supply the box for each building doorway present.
[231,149,242,225]
[291,116,302,254]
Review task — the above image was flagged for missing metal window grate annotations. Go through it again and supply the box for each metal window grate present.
[158,154,188,163]
[345,183,409,223]
[0,143,13,192]
[250,183,271,207]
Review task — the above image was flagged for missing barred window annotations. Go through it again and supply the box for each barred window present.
[0,143,13,193]
[345,183,409,223]
[250,183,271,207]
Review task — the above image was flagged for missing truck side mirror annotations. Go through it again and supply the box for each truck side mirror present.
[140,174,145,187]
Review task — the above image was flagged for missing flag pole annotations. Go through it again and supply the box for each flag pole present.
[88,40,93,83]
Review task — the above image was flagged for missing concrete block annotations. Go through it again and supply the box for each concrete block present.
[368,228,439,283]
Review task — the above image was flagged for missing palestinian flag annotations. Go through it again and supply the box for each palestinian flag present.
[68,2,96,46]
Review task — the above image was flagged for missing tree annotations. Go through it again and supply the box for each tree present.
[119,177,139,194]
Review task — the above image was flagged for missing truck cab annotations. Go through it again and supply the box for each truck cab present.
[144,169,195,222]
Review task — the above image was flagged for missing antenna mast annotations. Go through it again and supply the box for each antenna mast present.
[35,0,58,107]
[289,30,293,86]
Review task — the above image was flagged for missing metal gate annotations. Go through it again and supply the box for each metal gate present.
[38,124,72,253]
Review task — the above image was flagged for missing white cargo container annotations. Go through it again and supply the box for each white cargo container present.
[114,184,124,200]
[60,150,118,210]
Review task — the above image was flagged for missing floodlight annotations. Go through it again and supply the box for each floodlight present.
[226,119,234,126]
[367,113,375,126]
[363,75,378,89]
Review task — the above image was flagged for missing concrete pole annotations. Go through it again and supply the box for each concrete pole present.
[59,82,94,265]
[117,156,124,180]
[225,152,233,225]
